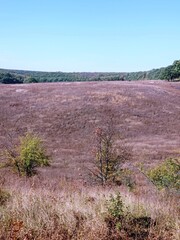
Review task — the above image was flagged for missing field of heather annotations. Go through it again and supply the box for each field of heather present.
[0,80,180,239]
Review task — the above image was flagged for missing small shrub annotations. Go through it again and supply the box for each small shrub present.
[5,132,50,177]
[147,158,180,190]
[107,193,124,221]
[105,193,125,238]
[105,193,154,239]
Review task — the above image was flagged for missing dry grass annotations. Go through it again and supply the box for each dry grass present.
[0,81,179,239]
[0,179,179,240]
[0,81,180,182]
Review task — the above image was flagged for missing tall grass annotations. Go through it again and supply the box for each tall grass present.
[0,179,179,240]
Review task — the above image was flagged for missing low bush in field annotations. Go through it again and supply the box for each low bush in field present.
[105,193,154,240]
[147,158,180,190]
[4,132,50,177]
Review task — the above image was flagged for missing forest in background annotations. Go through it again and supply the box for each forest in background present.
[0,60,180,84]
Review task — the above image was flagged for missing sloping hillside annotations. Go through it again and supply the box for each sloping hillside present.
[0,81,180,182]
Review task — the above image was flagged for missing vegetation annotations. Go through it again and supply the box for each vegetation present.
[0,76,179,239]
[0,182,178,239]
[0,131,179,239]
[4,133,50,177]
[160,60,180,81]
[105,193,155,239]
[91,127,131,185]
[1,60,180,83]
[147,158,180,190]
[0,72,23,84]
[0,188,10,206]
[23,76,38,83]
[106,193,124,222]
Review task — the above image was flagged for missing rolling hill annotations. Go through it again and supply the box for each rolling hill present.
[0,80,180,183]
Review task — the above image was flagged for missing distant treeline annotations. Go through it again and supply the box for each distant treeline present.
[1,60,180,84]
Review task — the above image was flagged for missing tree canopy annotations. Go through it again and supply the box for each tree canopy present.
[0,73,23,84]
[1,60,180,83]
[160,60,180,81]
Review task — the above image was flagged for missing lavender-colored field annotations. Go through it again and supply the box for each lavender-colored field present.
[0,80,180,182]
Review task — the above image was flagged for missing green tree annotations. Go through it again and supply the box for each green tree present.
[173,60,180,79]
[5,133,50,177]
[160,60,180,81]
[0,73,23,84]
[160,65,174,80]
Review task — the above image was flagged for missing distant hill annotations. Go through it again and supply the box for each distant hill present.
[0,60,180,83]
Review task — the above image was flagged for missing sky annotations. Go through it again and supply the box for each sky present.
[0,0,180,72]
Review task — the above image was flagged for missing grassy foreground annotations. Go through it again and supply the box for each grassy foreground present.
[0,178,179,240]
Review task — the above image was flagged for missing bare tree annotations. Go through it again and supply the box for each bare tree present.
[90,125,131,185]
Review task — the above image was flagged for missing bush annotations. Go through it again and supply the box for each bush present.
[105,193,153,239]
[105,192,125,236]
[107,193,124,221]
[5,132,50,177]
[147,158,180,190]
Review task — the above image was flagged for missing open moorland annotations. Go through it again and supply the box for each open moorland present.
[0,80,180,239]
[0,80,180,180]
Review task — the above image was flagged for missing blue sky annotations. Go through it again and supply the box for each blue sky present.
[0,0,180,72]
